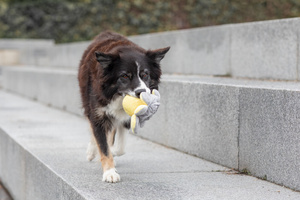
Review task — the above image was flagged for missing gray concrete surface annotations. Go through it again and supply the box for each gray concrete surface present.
[0,39,54,50]
[132,18,300,80]
[141,75,300,192]
[1,90,300,200]
[0,38,87,67]
[231,18,300,80]
[0,39,55,66]
[239,88,300,191]
[130,26,231,76]
[4,18,300,80]
[2,65,300,191]
[139,80,240,169]
[48,42,89,68]
[21,41,89,67]
[1,66,82,116]
[0,50,20,65]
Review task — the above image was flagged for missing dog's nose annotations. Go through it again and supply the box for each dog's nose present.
[135,89,146,98]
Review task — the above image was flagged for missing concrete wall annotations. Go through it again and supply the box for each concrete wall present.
[0,39,54,49]
[231,19,300,80]
[3,18,300,81]
[0,50,20,65]
[139,79,239,168]
[141,76,300,191]
[131,18,300,80]
[13,41,89,68]
[238,88,300,191]
[1,67,82,116]
[0,39,55,65]
[130,26,231,76]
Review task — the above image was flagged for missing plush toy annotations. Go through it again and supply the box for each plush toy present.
[122,89,160,134]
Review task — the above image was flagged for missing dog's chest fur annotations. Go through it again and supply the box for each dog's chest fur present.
[97,96,130,124]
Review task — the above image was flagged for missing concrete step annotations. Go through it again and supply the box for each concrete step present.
[1,65,300,192]
[131,18,300,81]
[1,90,300,200]
[0,38,55,66]
[9,18,300,81]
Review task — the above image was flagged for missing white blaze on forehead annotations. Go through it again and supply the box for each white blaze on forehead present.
[135,61,140,75]
[135,61,150,94]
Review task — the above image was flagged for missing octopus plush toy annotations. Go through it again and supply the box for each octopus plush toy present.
[122,90,160,134]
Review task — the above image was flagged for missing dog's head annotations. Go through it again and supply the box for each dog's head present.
[95,46,170,99]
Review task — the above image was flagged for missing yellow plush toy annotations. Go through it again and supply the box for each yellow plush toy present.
[122,90,160,134]
[122,95,147,116]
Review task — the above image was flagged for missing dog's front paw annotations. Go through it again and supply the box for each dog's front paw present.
[102,168,120,183]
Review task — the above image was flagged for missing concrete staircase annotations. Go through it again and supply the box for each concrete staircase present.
[2,90,300,200]
[1,18,300,199]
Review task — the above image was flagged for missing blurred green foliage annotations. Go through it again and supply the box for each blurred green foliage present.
[1,0,300,43]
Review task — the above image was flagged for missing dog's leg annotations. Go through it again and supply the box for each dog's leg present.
[107,128,116,148]
[91,120,120,183]
[86,134,97,161]
[107,128,118,166]
[99,150,120,183]
[86,122,97,161]
[110,125,127,157]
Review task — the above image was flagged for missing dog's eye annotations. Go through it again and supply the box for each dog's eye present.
[121,74,130,79]
[141,73,149,79]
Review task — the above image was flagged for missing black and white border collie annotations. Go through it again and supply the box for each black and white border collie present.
[78,31,170,183]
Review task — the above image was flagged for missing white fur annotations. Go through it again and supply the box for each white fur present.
[86,131,97,161]
[135,61,151,94]
[110,125,127,156]
[127,90,136,97]
[102,168,120,183]
[126,61,150,97]
[98,96,130,123]
[137,77,150,93]
[86,125,127,162]
[136,61,140,75]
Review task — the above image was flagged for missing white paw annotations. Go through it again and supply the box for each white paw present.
[86,142,97,161]
[102,168,120,183]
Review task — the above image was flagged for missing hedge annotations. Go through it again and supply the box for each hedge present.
[0,0,300,43]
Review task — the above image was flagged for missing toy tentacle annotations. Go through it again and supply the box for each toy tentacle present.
[134,105,148,116]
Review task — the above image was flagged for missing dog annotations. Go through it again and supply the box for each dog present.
[78,31,170,183]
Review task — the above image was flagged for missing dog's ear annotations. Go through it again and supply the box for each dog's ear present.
[146,47,170,63]
[95,51,119,69]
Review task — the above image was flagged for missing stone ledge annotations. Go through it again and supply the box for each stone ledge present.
[1,90,299,200]
[0,39,54,49]
[0,50,20,65]
[144,75,300,191]
[3,18,300,80]
[11,18,300,80]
